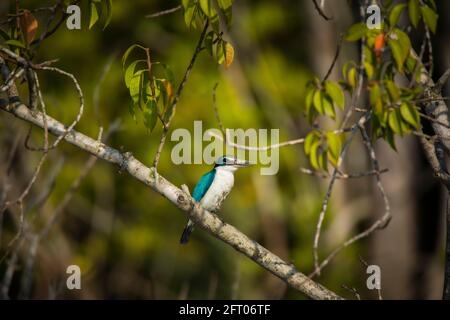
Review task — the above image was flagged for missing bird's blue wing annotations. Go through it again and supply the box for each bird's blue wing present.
[192,169,216,202]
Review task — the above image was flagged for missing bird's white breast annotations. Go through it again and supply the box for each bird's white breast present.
[200,169,234,213]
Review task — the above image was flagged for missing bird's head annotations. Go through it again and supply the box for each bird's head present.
[214,155,250,172]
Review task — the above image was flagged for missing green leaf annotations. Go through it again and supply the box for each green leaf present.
[129,73,143,105]
[388,109,403,135]
[4,39,26,49]
[103,0,113,29]
[89,2,99,30]
[218,0,233,9]
[122,44,144,68]
[385,127,397,151]
[400,102,420,128]
[215,39,225,64]
[322,95,336,119]
[326,132,342,166]
[364,62,374,79]
[143,99,158,132]
[309,140,321,170]
[199,0,215,18]
[389,4,406,27]
[408,0,420,28]
[324,81,345,110]
[319,151,328,171]
[305,87,315,114]
[385,80,400,102]
[389,29,411,72]
[421,5,438,33]
[347,67,358,88]
[344,23,368,41]
[124,60,145,88]
[370,83,384,116]
[304,131,318,155]
[313,90,325,114]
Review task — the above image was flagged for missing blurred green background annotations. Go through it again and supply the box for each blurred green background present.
[1,0,449,299]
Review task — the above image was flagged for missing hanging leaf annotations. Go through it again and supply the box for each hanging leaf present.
[408,0,421,28]
[304,131,319,155]
[344,23,368,41]
[124,60,145,88]
[400,102,420,129]
[143,99,158,132]
[326,132,342,166]
[89,2,99,30]
[347,67,358,88]
[215,39,225,64]
[4,39,26,49]
[324,81,345,110]
[322,95,336,119]
[388,109,403,135]
[385,80,400,102]
[421,5,438,33]
[309,140,321,170]
[388,29,411,72]
[19,10,38,45]
[389,4,406,27]
[103,0,113,29]
[305,87,315,114]
[224,41,234,69]
[313,90,325,114]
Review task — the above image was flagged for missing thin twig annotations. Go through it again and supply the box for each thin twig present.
[146,5,182,18]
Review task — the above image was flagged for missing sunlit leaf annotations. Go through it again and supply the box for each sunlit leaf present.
[345,23,368,41]
[326,131,341,166]
[385,80,400,102]
[324,81,345,110]
[400,102,420,129]
[388,109,403,135]
[224,42,234,69]
[89,2,99,30]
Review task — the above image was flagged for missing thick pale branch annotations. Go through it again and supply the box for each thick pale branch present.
[0,102,342,300]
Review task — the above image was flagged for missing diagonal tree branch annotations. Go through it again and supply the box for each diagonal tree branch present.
[0,102,342,300]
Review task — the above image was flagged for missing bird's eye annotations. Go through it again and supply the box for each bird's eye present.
[223,158,228,164]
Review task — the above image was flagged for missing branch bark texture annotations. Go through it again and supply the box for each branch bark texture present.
[0,102,342,300]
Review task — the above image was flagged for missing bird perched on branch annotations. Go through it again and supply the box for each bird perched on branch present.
[180,155,250,244]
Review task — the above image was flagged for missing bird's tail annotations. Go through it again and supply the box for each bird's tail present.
[179,220,195,244]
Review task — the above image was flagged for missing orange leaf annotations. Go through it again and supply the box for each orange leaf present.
[374,33,385,60]
[20,10,38,45]
[224,42,234,69]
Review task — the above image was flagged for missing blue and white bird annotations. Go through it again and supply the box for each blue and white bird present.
[180,155,250,244]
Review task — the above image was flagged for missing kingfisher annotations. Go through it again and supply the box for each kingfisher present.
[179,155,250,244]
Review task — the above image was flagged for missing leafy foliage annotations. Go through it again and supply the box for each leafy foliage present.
[303,0,436,171]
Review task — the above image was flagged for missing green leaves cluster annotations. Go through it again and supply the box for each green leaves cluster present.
[370,80,422,149]
[304,130,344,171]
[182,0,235,68]
[88,0,113,30]
[407,0,438,33]
[122,45,175,132]
[182,0,233,31]
[304,78,345,123]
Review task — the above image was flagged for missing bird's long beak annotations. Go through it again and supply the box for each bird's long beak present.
[234,159,251,167]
